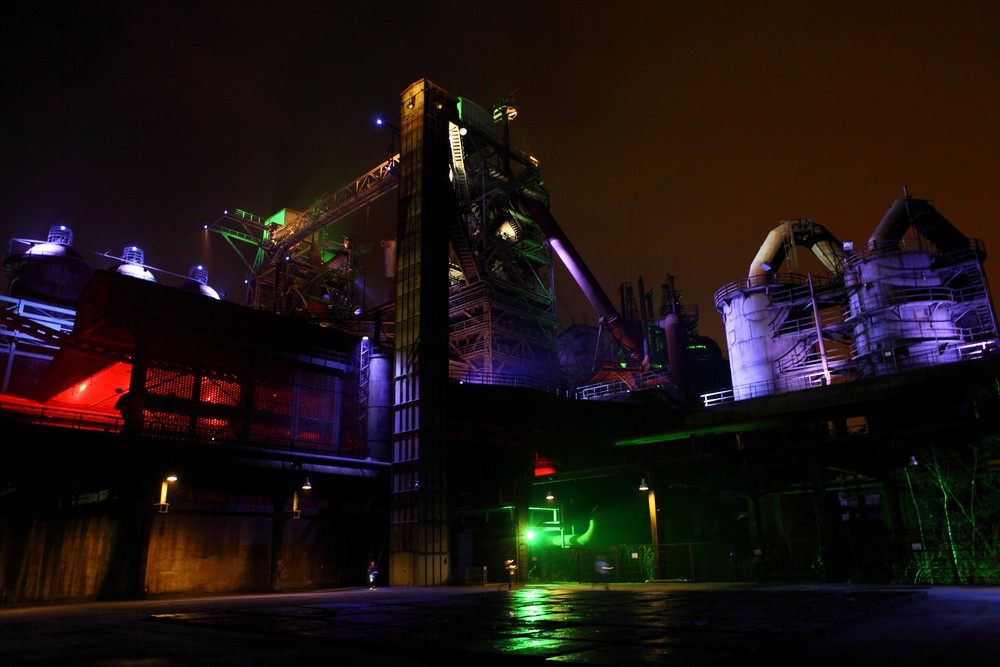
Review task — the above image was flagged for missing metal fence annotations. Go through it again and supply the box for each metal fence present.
[523,539,826,585]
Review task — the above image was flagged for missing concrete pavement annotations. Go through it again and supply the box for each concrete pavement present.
[2,583,998,665]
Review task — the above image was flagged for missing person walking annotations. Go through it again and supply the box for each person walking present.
[367,560,379,590]
[594,556,613,590]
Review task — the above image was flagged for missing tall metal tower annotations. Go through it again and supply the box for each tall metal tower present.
[389,80,563,586]
[390,80,455,586]
[445,94,561,388]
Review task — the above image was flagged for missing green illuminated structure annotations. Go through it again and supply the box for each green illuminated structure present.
[206,159,398,315]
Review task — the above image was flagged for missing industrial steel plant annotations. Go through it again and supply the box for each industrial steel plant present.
[2,79,999,605]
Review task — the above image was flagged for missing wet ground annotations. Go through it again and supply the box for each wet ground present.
[2,583,999,665]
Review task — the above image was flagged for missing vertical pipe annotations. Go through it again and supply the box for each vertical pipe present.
[808,273,832,385]
[366,346,393,462]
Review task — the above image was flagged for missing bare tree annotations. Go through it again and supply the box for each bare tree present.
[904,436,1000,584]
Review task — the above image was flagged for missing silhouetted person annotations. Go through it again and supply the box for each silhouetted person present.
[367,560,378,589]
[595,556,612,590]
[504,558,517,589]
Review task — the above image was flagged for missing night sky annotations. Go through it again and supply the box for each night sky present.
[4,1,999,348]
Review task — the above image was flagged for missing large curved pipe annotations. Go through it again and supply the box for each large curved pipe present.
[749,219,846,278]
[869,195,969,254]
[869,197,910,246]
[517,196,640,354]
[532,516,596,549]
[749,227,787,278]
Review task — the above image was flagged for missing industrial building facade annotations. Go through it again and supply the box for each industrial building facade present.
[3,78,1000,605]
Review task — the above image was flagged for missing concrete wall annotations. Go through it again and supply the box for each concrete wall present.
[1,513,119,603]
[145,514,273,594]
[1,506,353,605]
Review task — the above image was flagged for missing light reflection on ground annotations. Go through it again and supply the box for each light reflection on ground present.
[148,583,925,665]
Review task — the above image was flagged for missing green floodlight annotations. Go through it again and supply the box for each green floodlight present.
[525,529,537,542]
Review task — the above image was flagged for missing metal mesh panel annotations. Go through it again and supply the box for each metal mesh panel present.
[146,367,194,398]
[295,380,335,443]
[251,379,293,442]
[253,380,293,415]
[144,410,188,434]
[195,416,237,442]
[200,376,240,406]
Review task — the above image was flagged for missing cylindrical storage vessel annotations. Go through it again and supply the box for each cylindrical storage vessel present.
[717,290,783,399]
[365,345,393,462]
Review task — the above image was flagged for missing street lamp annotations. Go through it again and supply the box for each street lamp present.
[292,477,312,520]
[158,472,177,514]
[641,478,660,580]
[375,115,400,159]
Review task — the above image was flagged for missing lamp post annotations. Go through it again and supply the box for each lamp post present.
[158,472,178,514]
[292,476,311,520]
[640,478,660,580]
[375,116,400,159]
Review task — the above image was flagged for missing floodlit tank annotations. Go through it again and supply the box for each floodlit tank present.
[2,225,94,305]
[714,219,851,399]
[843,194,998,374]
[178,264,221,299]
[117,246,156,282]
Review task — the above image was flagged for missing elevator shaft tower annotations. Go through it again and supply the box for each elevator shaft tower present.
[390,80,563,586]
[390,80,454,586]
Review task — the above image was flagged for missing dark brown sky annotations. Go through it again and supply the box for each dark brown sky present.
[4,1,999,347]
